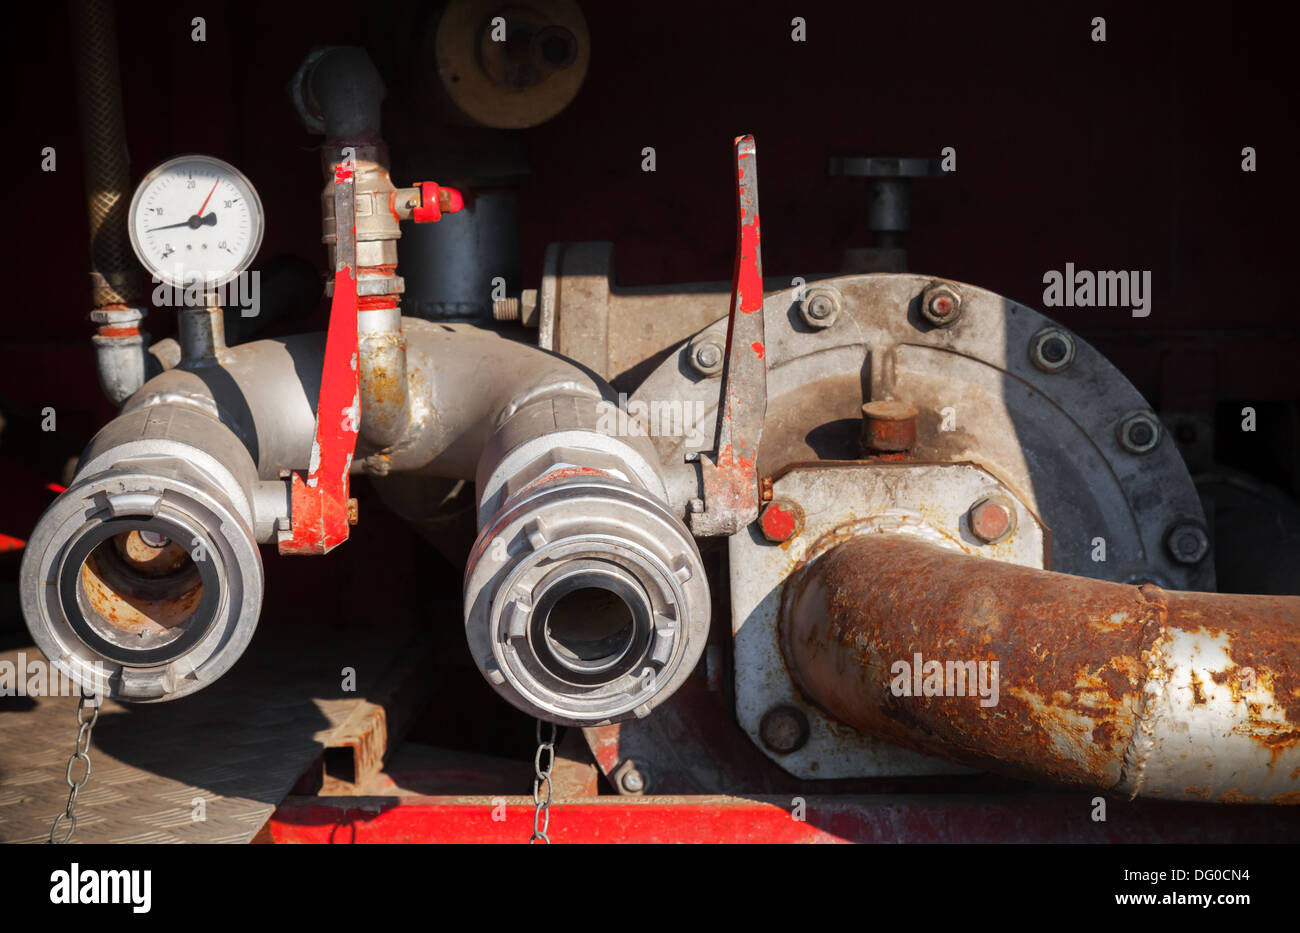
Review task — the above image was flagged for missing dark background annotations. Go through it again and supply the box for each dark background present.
[2,1,1297,692]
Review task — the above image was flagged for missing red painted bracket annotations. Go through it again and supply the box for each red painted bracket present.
[279,161,361,555]
[690,134,767,537]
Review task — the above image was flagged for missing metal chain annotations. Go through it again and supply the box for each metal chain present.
[48,693,99,845]
[530,719,557,844]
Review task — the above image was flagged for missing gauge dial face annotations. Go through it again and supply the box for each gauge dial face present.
[128,155,264,289]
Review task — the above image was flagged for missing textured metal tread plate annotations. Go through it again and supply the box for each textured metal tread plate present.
[0,631,413,844]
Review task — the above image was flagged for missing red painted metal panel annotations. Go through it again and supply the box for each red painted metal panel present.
[264,794,1300,844]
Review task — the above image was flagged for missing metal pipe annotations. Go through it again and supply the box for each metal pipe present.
[70,0,142,308]
[106,320,623,483]
[294,46,417,451]
[19,396,272,702]
[71,0,150,404]
[24,320,705,709]
[782,534,1300,804]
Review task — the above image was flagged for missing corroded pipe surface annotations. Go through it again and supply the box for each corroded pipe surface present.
[782,534,1300,804]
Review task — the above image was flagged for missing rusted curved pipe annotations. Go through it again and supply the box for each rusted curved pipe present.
[782,534,1300,804]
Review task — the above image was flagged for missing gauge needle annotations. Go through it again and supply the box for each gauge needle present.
[145,180,221,233]
[195,179,219,218]
[146,213,218,233]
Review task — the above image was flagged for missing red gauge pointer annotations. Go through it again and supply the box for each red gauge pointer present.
[195,179,219,218]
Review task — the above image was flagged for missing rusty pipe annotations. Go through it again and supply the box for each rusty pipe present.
[782,534,1300,804]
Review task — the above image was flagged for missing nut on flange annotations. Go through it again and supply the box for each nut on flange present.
[759,499,804,543]
[920,282,963,327]
[687,332,725,377]
[1117,410,1162,454]
[967,495,1017,544]
[1029,327,1075,373]
[759,705,810,754]
[1165,521,1210,565]
[799,286,841,329]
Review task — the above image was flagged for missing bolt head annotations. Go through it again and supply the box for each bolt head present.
[1118,411,1162,454]
[620,767,645,794]
[695,342,721,367]
[1030,327,1076,373]
[760,705,810,754]
[1166,522,1210,565]
[920,284,963,327]
[759,499,804,543]
[689,338,725,376]
[799,287,841,329]
[968,495,1016,544]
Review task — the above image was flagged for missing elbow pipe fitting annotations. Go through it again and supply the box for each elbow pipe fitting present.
[291,45,386,142]
[782,534,1300,804]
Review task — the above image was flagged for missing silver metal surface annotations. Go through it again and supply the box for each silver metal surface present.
[90,307,149,405]
[631,273,1213,590]
[20,402,265,702]
[464,470,708,727]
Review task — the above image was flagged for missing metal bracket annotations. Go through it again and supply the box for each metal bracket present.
[689,135,767,537]
[279,160,361,555]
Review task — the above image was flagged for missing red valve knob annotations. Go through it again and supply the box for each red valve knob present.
[413,182,465,223]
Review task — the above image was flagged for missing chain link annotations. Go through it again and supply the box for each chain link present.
[48,693,100,845]
[530,719,557,844]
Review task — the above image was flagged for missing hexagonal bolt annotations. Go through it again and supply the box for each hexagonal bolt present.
[800,286,842,329]
[688,334,725,376]
[759,499,804,543]
[1117,411,1162,454]
[759,705,810,754]
[1029,327,1076,373]
[968,495,1017,544]
[920,283,963,327]
[1165,522,1210,565]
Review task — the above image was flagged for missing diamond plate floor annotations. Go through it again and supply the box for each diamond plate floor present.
[0,629,415,844]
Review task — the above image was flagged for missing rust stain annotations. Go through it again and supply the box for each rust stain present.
[779,533,1300,800]
[81,531,203,634]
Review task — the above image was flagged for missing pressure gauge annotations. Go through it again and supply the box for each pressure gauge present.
[127,154,264,290]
